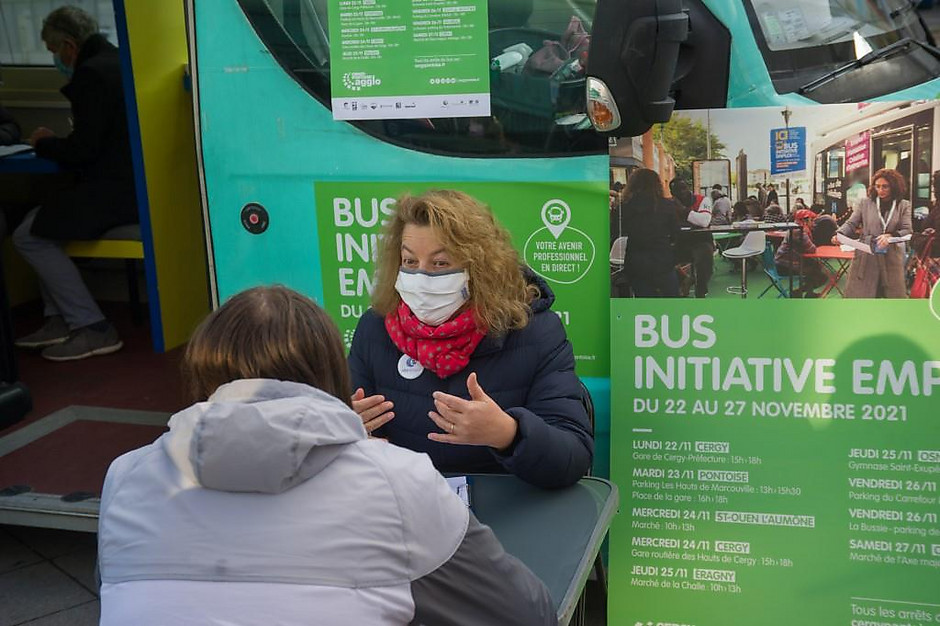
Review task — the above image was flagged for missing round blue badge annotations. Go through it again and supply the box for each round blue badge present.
[397,354,424,380]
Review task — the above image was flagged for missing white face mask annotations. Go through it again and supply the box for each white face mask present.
[395,269,470,326]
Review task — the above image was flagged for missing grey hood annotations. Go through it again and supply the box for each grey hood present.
[163,379,366,494]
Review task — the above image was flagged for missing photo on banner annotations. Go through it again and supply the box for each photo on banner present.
[607,102,940,625]
[609,101,940,300]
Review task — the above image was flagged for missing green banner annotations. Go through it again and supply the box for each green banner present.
[327,0,490,119]
[314,181,608,377]
[610,299,940,625]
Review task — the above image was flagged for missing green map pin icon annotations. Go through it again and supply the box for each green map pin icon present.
[541,199,571,239]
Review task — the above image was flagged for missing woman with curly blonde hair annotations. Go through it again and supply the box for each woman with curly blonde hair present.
[348,190,593,488]
[834,168,912,298]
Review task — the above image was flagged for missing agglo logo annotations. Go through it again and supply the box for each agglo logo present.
[342,72,382,91]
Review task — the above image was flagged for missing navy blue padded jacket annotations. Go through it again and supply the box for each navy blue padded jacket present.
[348,271,593,489]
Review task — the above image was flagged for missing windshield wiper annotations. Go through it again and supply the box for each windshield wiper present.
[798,37,940,95]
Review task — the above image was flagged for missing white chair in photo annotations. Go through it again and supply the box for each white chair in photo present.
[609,236,628,271]
[609,236,629,297]
[721,230,765,298]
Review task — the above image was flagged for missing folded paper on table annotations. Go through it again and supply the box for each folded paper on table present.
[446,476,472,507]
[0,144,33,158]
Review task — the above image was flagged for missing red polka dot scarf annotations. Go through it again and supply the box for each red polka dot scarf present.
[385,301,487,379]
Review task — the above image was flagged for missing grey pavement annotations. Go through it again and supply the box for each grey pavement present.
[0,522,606,625]
[0,525,99,626]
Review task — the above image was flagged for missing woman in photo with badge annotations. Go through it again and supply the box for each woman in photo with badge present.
[833,168,912,298]
[347,190,593,489]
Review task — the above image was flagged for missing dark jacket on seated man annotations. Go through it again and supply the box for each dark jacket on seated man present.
[31,34,137,241]
[0,105,21,145]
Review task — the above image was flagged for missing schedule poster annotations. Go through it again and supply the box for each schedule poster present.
[609,299,940,625]
[313,181,608,378]
[327,0,490,120]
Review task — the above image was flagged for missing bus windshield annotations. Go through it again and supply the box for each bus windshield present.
[744,0,940,101]
[748,0,922,52]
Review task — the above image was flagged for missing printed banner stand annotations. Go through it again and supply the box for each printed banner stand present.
[609,299,940,626]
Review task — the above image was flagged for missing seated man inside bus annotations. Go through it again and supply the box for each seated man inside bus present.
[0,103,24,239]
[12,6,137,361]
[0,104,19,146]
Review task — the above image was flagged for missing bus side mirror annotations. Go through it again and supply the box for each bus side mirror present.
[586,0,688,136]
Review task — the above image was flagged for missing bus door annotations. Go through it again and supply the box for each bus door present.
[871,121,933,211]
[912,123,933,211]
[872,125,916,200]
[872,107,934,208]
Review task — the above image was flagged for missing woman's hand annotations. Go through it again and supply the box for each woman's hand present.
[351,388,394,435]
[831,235,839,245]
[427,372,518,451]
[876,233,892,248]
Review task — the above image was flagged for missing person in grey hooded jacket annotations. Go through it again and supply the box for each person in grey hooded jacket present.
[98,285,556,626]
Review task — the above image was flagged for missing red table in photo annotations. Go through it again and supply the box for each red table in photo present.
[803,246,854,297]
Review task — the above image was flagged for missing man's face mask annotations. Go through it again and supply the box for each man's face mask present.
[53,54,73,78]
[51,42,74,78]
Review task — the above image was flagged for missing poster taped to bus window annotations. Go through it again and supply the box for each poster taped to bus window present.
[326,0,491,120]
